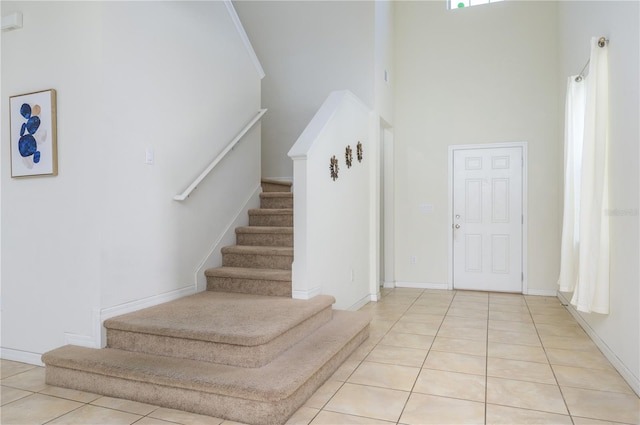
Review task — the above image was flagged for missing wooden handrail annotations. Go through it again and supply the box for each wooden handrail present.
[174,109,267,201]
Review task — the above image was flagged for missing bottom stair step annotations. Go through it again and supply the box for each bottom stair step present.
[42,310,370,425]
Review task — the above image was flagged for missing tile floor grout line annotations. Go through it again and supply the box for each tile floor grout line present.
[393,287,452,425]
[391,287,427,425]
[484,293,490,425]
[524,294,576,425]
[40,399,93,425]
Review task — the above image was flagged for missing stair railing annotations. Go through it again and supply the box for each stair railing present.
[174,108,267,201]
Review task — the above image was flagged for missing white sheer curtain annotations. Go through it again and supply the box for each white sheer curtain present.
[558,37,610,314]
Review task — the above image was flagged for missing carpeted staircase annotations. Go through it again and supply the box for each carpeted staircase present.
[42,179,370,425]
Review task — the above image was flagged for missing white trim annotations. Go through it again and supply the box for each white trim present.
[292,286,322,300]
[381,124,395,289]
[447,141,528,293]
[63,309,102,349]
[525,288,558,297]
[0,348,43,366]
[395,281,449,290]
[348,294,372,312]
[558,292,640,396]
[101,285,195,322]
[223,0,265,80]
[64,333,98,349]
[99,285,195,347]
[370,290,381,302]
[383,281,395,288]
[195,184,261,292]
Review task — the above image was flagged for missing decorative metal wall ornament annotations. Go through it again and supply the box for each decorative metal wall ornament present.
[357,141,363,162]
[330,155,339,181]
[345,145,353,168]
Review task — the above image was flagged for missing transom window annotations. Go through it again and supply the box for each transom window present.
[448,0,504,10]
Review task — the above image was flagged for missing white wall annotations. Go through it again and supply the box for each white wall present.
[393,1,561,294]
[374,0,395,127]
[234,1,376,180]
[1,1,262,361]
[289,91,375,310]
[557,0,639,394]
[1,1,105,361]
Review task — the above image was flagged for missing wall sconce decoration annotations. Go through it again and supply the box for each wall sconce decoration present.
[345,145,353,168]
[357,141,363,162]
[330,155,339,181]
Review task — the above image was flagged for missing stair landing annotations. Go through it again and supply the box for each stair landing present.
[105,292,334,367]
[43,296,370,425]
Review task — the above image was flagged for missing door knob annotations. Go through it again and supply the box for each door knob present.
[455,224,461,229]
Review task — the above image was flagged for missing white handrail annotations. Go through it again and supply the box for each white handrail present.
[174,108,267,201]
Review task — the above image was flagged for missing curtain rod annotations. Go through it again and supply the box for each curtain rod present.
[575,37,609,82]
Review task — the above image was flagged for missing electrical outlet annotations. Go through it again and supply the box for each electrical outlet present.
[411,255,417,264]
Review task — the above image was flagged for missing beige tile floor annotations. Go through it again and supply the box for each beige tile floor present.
[2,288,639,424]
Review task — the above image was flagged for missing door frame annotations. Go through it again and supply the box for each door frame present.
[447,141,528,293]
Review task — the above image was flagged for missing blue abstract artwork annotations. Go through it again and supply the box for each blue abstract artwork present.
[9,89,57,177]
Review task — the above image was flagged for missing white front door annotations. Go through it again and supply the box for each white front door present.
[452,146,523,292]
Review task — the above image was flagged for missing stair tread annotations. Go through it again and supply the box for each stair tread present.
[206,266,291,281]
[43,310,369,402]
[222,245,293,255]
[261,178,292,187]
[260,192,293,198]
[236,226,293,234]
[103,292,333,346]
[248,208,293,215]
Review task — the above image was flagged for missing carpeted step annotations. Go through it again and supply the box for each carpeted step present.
[42,310,370,425]
[260,192,294,209]
[261,178,292,193]
[222,245,293,270]
[249,208,293,227]
[206,266,292,297]
[236,226,293,247]
[105,292,330,367]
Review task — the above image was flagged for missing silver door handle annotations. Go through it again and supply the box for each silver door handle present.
[454,224,461,229]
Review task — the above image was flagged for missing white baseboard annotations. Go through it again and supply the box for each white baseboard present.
[370,290,382,302]
[0,347,44,366]
[348,294,373,311]
[526,288,558,297]
[383,281,395,288]
[99,285,195,347]
[292,286,322,300]
[558,292,640,397]
[395,281,449,290]
[101,285,196,322]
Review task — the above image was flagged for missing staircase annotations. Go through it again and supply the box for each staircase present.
[206,178,293,297]
[42,179,370,425]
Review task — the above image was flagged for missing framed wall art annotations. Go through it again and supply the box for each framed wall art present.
[9,89,57,177]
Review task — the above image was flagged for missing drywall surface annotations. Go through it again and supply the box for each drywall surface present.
[394,1,561,293]
[557,0,639,394]
[1,1,104,360]
[289,91,374,310]
[1,1,261,359]
[234,1,375,180]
